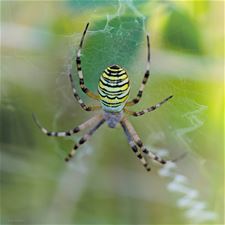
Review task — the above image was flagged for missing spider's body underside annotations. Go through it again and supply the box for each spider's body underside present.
[33,23,173,172]
[103,111,123,128]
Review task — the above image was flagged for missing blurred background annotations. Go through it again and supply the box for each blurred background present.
[1,1,224,224]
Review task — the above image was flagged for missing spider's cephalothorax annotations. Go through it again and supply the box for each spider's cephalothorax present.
[33,22,174,172]
[98,64,130,113]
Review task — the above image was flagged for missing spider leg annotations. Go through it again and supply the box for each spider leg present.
[124,95,173,117]
[121,119,151,171]
[121,117,168,165]
[65,117,105,161]
[32,113,102,137]
[69,73,100,111]
[126,34,150,106]
[75,22,100,100]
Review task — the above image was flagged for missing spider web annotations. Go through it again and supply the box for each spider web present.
[1,1,223,224]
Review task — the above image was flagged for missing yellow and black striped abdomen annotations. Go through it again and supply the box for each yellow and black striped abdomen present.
[98,65,130,112]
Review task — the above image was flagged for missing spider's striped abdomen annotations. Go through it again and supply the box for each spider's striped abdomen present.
[98,65,130,112]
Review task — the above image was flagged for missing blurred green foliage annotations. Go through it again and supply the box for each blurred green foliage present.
[163,9,202,54]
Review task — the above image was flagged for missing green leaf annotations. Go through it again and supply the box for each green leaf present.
[75,17,144,90]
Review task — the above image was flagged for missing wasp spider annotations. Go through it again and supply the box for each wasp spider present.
[33,23,173,172]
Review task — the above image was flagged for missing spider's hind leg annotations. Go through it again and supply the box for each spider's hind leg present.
[126,34,151,107]
[68,73,101,111]
[75,23,100,100]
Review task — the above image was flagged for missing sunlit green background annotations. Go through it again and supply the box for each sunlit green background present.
[1,1,224,224]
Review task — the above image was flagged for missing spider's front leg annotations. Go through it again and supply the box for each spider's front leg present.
[121,120,151,171]
[32,113,102,137]
[121,117,168,165]
[65,117,105,161]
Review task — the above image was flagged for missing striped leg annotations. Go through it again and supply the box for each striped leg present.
[124,95,173,117]
[69,73,100,111]
[32,113,102,137]
[65,117,105,161]
[122,117,168,165]
[126,34,150,106]
[121,120,151,171]
[76,22,99,100]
